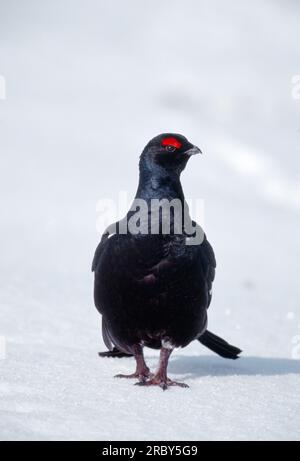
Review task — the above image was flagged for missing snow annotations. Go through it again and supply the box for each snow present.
[1,0,300,441]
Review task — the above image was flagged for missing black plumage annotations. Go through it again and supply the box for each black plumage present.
[93,133,241,389]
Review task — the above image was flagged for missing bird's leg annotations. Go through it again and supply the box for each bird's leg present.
[136,346,189,390]
[114,344,152,382]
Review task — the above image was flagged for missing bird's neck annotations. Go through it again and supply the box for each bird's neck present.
[136,164,185,202]
[123,162,192,239]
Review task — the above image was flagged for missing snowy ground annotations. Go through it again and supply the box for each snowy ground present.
[1,0,300,440]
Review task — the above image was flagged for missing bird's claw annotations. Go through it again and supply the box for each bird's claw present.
[114,373,138,379]
[114,371,153,382]
[135,377,189,390]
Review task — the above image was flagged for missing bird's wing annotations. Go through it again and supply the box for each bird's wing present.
[102,317,113,350]
[102,316,135,355]
[198,233,216,308]
[92,224,137,354]
[92,219,120,272]
[92,232,108,272]
[92,216,130,272]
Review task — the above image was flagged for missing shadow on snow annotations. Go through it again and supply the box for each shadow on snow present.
[167,355,300,379]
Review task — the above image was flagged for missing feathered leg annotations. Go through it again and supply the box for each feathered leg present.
[137,347,189,390]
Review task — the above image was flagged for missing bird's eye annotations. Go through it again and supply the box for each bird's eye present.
[165,145,176,153]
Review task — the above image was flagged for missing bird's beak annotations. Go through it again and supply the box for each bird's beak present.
[185,145,202,156]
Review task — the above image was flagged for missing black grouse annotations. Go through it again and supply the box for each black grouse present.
[92,133,241,389]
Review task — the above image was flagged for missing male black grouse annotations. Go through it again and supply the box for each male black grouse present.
[92,133,241,389]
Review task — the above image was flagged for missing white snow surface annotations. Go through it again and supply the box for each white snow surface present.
[1,0,300,441]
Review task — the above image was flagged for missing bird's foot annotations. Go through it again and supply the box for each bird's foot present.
[135,376,189,390]
[114,368,153,383]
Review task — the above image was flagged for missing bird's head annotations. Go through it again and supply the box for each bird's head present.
[139,133,202,176]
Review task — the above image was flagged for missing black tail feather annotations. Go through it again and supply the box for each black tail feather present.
[198,330,242,359]
[99,332,242,360]
[98,347,133,358]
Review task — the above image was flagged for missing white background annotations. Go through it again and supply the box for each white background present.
[0,0,300,440]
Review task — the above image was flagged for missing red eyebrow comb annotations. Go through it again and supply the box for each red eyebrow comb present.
[161,137,182,149]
